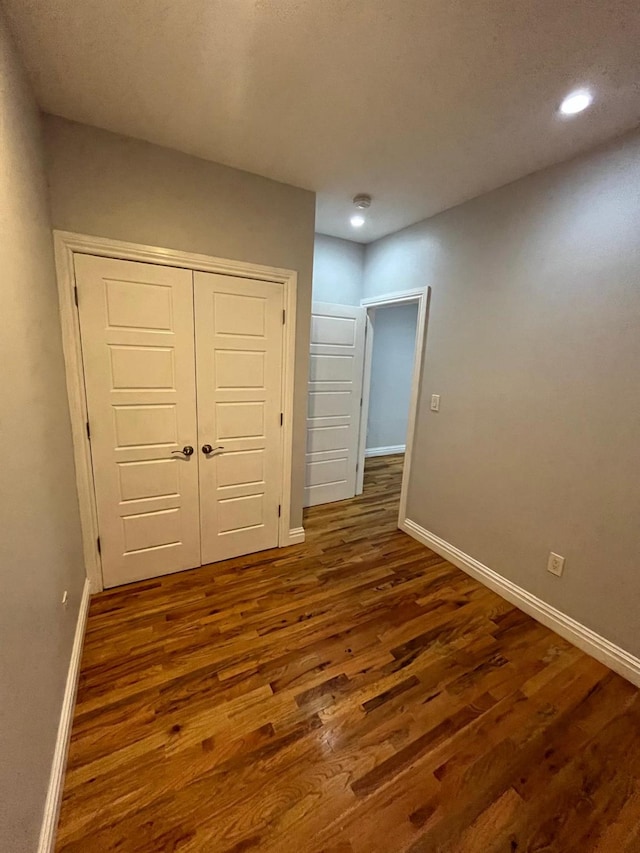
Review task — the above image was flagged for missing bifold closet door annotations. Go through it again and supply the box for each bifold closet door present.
[194,272,284,564]
[75,254,201,588]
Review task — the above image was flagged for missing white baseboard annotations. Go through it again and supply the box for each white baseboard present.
[38,578,91,853]
[285,526,306,545]
[364,444,406,458]
[400,518,640,688]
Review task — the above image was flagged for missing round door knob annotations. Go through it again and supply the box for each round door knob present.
[202,444,213,454]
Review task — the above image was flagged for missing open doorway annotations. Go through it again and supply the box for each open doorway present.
[357,299,418,495]
[356,289,428,523]
[304,287,429,527]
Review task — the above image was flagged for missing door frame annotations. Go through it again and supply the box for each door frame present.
[355,312,374,495]
[356,287,431,525]
[54,230,299,593]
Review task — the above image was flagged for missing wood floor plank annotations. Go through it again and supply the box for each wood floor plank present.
[56,455,640,852]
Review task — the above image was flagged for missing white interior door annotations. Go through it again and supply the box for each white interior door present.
[305,302,365,506]
[75,254,201,588]
[194,272,284,564]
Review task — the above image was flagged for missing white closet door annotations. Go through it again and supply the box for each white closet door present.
[305,302,365,506]
[194,272,284,564]
[75,255,201,588]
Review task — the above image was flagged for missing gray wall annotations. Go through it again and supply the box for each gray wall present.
[367,303,418,451]
[364,128,640,657]
[312,233,364,305]
[42,115,316,528]
[0,18,85,852]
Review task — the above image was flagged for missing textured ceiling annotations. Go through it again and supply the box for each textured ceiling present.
[4,0,640,242]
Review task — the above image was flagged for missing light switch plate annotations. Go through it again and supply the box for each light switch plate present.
[430,394,440,412]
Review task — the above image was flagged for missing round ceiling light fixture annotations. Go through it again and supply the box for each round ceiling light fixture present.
[351,194,371,228]
[559,88,593,116]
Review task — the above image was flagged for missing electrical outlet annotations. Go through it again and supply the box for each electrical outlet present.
[430,394,440,412]
[547,553,565,577]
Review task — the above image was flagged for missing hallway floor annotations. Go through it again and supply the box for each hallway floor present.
[56,456,640,852]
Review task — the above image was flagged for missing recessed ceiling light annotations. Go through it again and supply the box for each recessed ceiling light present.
[559,88,593,116]
[350,214,365,228]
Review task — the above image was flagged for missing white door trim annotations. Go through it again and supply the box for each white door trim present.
[355,313,374,495]
[360,288,427,308]
[357,287,430,525]
[54,230,298,592]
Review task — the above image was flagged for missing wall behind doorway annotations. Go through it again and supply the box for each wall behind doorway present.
[0,16,85,853]
[42,115,316,529]
[366,303,419,453]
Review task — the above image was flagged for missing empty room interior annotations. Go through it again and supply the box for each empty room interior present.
[1,2,639,851]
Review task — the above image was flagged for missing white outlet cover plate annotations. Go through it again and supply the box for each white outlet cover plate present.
[430,394,440,411]
[547,552,565,577]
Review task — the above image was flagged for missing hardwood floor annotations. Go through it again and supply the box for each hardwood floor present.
[57,455,640,852]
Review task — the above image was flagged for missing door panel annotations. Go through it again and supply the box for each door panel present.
[195,272,283,564]
[305,303,366,506]
[75,254,201,588]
